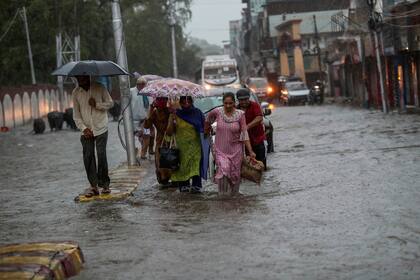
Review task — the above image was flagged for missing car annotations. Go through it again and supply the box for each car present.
[246,77,275,101]
[280,81,310,106]
[195,87,274,177]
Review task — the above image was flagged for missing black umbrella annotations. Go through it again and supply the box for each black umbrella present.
[51,60,130,76]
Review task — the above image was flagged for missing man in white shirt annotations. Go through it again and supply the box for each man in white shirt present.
[130,77,154,159]
[72,75,114,197]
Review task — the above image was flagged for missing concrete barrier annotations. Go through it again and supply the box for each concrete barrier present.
[0,101,4,127]
[51,90,58,111]
[3,94,14,128]
[66,90,73,108]
[22,92,31,123]
[45,90,50,114]
[13,94,23,126]
[31,91,39,119]
[38,90,45,117]
[0,87,76,129]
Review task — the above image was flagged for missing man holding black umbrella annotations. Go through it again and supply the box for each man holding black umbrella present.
[73,75,114,197]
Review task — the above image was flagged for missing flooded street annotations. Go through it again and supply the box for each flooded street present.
[1,105,420,279]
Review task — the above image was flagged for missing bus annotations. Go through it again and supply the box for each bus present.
[201,55,241,91]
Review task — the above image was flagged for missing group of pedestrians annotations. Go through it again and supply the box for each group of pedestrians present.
[72,75,268,197]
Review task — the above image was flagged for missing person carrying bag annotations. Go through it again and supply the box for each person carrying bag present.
[241,156,264,184]
[159,134,180,171]
[166,96,208,193]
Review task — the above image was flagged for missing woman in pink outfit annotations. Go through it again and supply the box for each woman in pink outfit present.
[205,92,256,194]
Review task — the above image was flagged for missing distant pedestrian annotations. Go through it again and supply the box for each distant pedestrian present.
[236,88,267,169]
[72,75,114,197]
[131,77,155,159]
[205,92,255,194]
[144,97,171,185]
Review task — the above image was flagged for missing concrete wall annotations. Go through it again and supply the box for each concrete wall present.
[0,89,69,129]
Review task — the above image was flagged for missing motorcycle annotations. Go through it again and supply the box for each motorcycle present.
[309,84,324,105]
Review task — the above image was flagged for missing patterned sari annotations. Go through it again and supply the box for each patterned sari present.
[170,116,202,182]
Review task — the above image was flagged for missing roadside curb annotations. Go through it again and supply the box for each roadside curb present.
[74,163,148,203]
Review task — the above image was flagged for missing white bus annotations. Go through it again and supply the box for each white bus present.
[201,55,241,91]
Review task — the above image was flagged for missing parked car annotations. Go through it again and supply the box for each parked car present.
[195,87,275,177]
[246,77,275,101]
[280,81,310,106]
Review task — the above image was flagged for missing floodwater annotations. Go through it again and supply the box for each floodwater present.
[1,105,420,279]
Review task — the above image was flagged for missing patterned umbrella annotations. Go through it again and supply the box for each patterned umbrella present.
[140,74,164,82]
[139,78,205,98]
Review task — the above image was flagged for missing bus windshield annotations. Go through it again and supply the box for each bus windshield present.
[204,66,237,81]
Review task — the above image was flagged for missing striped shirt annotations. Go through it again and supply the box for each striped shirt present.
[206,108,249,185]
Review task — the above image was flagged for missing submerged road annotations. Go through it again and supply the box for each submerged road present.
[1,105,420,279]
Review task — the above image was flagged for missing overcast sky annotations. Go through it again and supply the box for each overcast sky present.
[185,0,245,46]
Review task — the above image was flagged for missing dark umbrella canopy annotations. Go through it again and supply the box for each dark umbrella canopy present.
[51,60,130,76]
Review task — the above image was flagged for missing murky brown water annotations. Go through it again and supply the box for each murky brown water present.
[1,105,420,279]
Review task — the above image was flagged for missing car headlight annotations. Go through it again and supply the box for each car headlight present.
[281,90,288,95]
[267,86,273,94]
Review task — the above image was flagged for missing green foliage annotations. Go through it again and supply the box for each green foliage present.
[0,0,201,86]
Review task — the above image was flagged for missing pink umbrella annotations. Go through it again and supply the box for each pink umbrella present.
[139,78,205,98]
[140,74,164,82]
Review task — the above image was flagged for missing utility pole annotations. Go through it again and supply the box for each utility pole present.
[56,33,64,111]
[367,0,388,113]
[56,33,80,111]
[313,14,323,81]
[169,0,178,78]
[21,7,36,85]
[111,0,137,166]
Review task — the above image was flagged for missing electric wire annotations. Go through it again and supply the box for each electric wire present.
[383,21,420,28]
[0,8,21,43]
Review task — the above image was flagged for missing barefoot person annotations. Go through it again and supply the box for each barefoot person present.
[72,75,114,197]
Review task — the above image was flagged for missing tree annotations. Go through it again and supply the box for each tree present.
[0,0,201,86]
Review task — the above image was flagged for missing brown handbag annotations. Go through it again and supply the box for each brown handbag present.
[241,156,264,184]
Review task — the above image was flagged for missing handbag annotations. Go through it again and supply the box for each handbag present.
[159,134,180,171]
[241,156,264,184]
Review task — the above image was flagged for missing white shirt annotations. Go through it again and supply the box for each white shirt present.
[130,87,152,122]
[72,83,114,136]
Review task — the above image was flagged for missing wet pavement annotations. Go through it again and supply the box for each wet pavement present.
[1,105,420,279]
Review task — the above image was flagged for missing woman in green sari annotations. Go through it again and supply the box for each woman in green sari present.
[166,96,208,193]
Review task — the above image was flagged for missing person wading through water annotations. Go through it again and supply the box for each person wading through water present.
[144,97,172,186]
[205,92,255,194]
[166,96,209,193]
[236,88,267,169]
